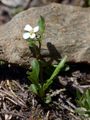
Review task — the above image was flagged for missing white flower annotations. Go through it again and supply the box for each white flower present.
[23,24,39,39]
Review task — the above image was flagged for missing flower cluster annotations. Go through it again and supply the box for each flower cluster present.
[23,24,39,40]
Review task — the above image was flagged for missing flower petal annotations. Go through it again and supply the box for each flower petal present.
[34,26,39,32]
[29,33,36,39]
[23,32,30,39]
[24,24,32,32]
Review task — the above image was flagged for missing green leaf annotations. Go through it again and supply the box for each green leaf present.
[85,89,90,109]
[45,96,52,104]
[0,60,5,65]
[29,40,36,47]
[29,84,38,95]
[27,59,40,85]
[75,107,87,115]
[76,89,90,116]
[38,85,45,98]
[43,56,67,91]
[88,0,90,6]
[76,90,82,99]
[38,16,45,34]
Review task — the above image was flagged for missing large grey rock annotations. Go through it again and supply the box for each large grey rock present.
[0,3,90,66]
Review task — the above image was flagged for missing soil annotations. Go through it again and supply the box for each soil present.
[0,62,90,120]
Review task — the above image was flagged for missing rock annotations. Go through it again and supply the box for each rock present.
[30,0,84,7]
[0,0,30,8]
[0,3,90,67]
